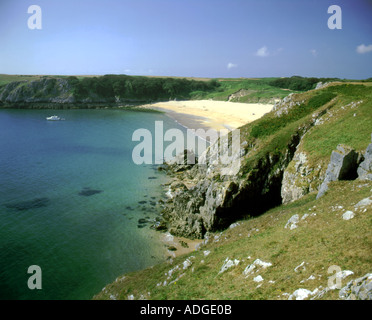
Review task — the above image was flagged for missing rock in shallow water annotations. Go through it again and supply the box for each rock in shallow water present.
[5,197,50,211]
[78,187,103,196]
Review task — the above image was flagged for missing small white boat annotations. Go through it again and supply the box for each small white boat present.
[46,115,64,121]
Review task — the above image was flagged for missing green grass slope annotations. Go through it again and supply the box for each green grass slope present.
[94,180,371,300]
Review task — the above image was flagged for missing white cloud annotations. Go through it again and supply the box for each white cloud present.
[256,46,269,57]
[227,62,237,69]
[310,49,317,57]
[356,44,372,54]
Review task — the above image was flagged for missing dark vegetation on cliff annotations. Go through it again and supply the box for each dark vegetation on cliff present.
[0,74,221,107]
[1,74,369,108]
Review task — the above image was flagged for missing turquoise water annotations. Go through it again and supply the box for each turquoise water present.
[0,109,186,300]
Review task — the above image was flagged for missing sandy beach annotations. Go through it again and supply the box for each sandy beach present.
[142,100,274,132]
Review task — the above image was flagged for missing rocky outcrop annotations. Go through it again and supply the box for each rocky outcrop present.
[315,138,372,199]
[272,93,307,118]
[316,145,361,199]
[357,135,372,181]
[0,78,76,105]
[281,150,325,204]
[0,77,136,108]
[160,123,323,238]
[339,273,372,300]
[281,99,368,203]
[158,91,341,238]
[314,82,330,90]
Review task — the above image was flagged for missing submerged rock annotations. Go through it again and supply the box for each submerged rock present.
[78,187,103,196]
[4,197,50,211]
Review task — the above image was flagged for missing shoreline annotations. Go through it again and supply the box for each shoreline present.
[161,232,203,259]
[140,100,274,133]
[150,99,275,255]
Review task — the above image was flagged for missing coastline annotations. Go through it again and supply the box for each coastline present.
[151,100,274,257]
[140,100,274,133]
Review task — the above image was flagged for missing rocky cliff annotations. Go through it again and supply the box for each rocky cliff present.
[0,77,118,108]
[158,83,372,239]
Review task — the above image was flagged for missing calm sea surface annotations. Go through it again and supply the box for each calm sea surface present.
[0,109,187,300]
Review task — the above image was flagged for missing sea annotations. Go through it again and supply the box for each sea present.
[0,108,191,300]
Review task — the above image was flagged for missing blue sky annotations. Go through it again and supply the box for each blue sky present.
[0,0,371,78]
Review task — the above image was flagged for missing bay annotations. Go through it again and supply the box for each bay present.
[0,109,187,300]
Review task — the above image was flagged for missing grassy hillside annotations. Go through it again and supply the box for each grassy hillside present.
[237,83,372,181]
[189,77,292,102]
[93,179,371,300]
[93,82,372,300]
[0,74,44,87]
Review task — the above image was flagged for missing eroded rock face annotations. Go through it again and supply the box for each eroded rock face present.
[0,78,75,104]
[281,151,325,204]
[161,131,301,239]
[357,135,372,181]
[316,145,361,199]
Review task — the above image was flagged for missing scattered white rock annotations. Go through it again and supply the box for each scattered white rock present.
[213,234,222,242]
[294,261,306,273]
[182,257,194,270]
[164,232,174,242]
[203,250,211,257]
[219,258,240,274]
[229,222,240,229]
[127,294,134,300]
[328,270,354,289]
[243,259,272,277]
[288,288,319,300]
[301,213,309,221]
[342,211,355,220]
[285,214,299,230]
[253,275,264,283]
[354,197,372,208]
[254,259,272,269]
[301,275,316,283]
[166,265,180,279]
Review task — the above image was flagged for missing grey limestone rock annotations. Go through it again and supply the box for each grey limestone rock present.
[316,145,360,199]
[357,134,372,181]
[339,273,372,300]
